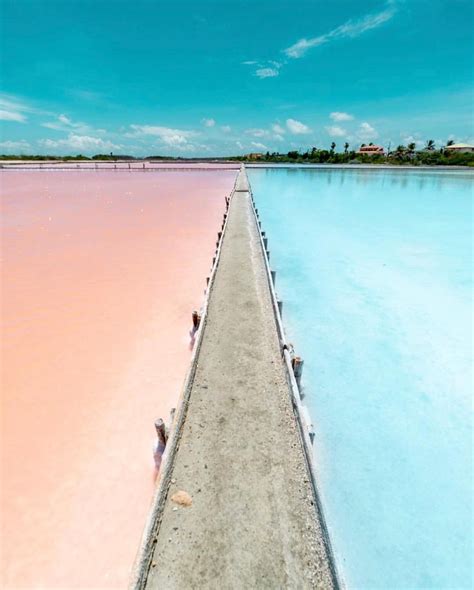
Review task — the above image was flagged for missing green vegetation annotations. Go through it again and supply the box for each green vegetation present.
[1,144,473,166]
[0,153,135,161]
[236,144,474,167]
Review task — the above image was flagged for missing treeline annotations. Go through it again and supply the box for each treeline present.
[0,154,231,162]
[0,153,136,161]
[238,144,474,167]
[2,145,473,166]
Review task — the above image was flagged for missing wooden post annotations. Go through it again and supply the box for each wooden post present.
[262,231,266,238]
[192,310,200,330]
[206,276,210,286]
[153,418,167,470]
[266,250,270,261]
[217,231,222,242]
[263,237,268,249]
[258,221,262,229]
[155,418,167,446]
[277,299,283,316]
[292,356,304,387]
[271,270,276,285]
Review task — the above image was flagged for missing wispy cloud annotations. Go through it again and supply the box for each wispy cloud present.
[0,93,53,123]
[272,123,286,135]
[255,67,279,79]
[40,114,107,136]
[284,4,396,58]
[0,139,31,151]
[202,118,215,127]
[286,118,311,134]
[221,125,232,133]
[39,134,120,152]
[244,59,283,79]
[0,109,26,123]
[251,141,268,150]
[330,111,354,122]
[357,121,379,140]
[246,128,269,138]
[0,94,34,123]
[128,124,198,149]
[67,88,105,103]
[245,3,396,79]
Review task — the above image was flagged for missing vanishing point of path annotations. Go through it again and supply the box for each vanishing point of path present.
[142,169,336,589]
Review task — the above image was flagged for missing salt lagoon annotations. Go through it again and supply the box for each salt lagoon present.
[1,168,237,588]
[248,167,473,589]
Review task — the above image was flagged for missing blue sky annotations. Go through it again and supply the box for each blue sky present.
[1,0,473,156]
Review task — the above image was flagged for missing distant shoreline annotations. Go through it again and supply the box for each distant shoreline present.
[1,159,473,172]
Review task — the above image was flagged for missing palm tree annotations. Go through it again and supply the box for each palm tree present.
[446,139,455,146]
[344,142,349,154]
[407,142,416,156]
[330,142,336,152]
[395,145,406,159]
[425,139,436,151]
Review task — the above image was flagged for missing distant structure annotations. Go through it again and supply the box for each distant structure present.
[246,152,264,160]
[445,143,474,154]
[357,145,385,155]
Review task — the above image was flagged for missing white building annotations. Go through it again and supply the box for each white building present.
[445,143,474,153]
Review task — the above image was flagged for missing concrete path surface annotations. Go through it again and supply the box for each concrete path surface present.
[142,170,336,589]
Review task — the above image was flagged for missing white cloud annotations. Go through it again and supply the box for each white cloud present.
[284,5,396,58]
[221,125,232,133]
[0,94,38,123]
[251,141,268,150]
[255,67,279,79]
[236,141,244,150]
[202,118,216,127]
[0,109,26,122]
[272,123,286,135]
[58,114,72,125]
[128,124,197,148]
[0,139,31,151]
[41,113,100,135]
[39,134,120,153]
[286,118,311,134]
[326,125,347,137]
[242,60,258,65]
[330,111,354,122]
[357,121,378,140]
[246,128,269,138]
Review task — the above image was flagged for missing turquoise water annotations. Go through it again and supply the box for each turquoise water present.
[248,167,472,590]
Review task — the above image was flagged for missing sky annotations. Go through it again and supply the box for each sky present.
[0,0,473,156]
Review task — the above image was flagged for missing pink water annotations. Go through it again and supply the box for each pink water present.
[0,169,237,589]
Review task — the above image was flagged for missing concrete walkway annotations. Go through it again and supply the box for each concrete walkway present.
[143,170,336,589]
